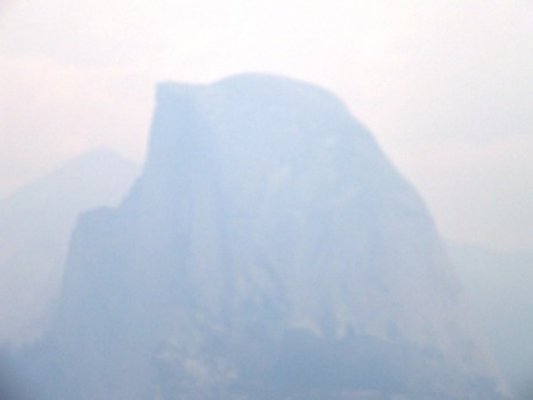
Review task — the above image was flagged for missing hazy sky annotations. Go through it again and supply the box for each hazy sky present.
[1,0,532,251]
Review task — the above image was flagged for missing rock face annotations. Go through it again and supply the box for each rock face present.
[28,75,508,399]
[0,149,138,346]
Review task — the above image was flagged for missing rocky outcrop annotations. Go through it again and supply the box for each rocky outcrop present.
[28,75,508,399]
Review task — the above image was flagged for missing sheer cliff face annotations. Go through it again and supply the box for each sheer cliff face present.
[42,75,507,399]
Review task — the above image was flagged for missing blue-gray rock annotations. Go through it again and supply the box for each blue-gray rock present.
[27,75,509,399]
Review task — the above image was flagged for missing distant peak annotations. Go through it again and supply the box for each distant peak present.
[155,73,344,109]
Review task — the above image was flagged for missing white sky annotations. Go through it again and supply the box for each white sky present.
[1,0,532,251]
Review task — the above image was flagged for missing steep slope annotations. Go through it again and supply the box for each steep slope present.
[31,75,508,399]
[0,149,139,346]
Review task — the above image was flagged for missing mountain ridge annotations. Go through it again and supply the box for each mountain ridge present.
[26,75,509,399]
[0,148,139,347]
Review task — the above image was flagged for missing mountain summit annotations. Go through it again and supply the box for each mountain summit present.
[28,74,508,399]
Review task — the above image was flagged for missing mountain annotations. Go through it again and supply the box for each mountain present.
[26,75,509,399]
[0,149,139,346]
[448,243,533,399]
